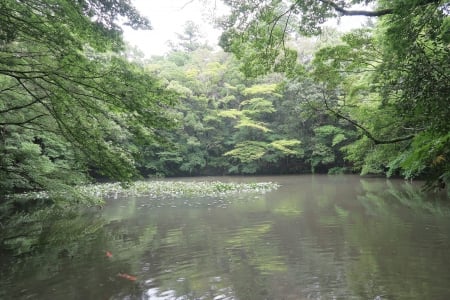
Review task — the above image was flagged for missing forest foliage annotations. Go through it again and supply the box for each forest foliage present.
[219,0,449,188]
[1,0,449,217]
[0,0,177,214]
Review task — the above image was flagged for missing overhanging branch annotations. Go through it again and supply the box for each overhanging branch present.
[0,98,41,114]
[320,0,393,17]
[0,114,46,126]
[322,94,415,145]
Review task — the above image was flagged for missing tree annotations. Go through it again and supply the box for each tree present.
[219,82,303,174]
[310,10,449,186]
[0,0,177,209]
[170,21,207,52]
[219,0,450,189]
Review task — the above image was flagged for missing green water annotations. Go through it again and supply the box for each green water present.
[1,175,450,299]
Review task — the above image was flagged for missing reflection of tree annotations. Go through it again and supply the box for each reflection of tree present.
[1,209,112,298]
[2,178,450,299]
[385,181,450,216]
[344,179,450,299]
[0,203,163,299]
[126,198,289,299]
[266,176,450,299]
[137,177,450,299]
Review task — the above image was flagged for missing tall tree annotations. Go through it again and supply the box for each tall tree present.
[171,21,206,52]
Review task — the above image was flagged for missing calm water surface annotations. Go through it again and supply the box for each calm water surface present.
[1,175,450,299]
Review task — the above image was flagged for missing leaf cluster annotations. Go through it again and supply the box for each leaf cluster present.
[0,0,177,213]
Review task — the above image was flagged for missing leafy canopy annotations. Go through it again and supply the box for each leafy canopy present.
[0,0,177,207]
[219,0,450,188]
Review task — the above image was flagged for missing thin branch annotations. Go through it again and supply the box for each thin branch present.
[282,10,292,52]
[321,90,415,145]
[0,82,21,93]
[179,0,195,10]
[0,114,47,126]
[415,40,450,81]
[269,2,296,35]
[0,98,41,114]
[15,77,53,111]
[0,69,48,80]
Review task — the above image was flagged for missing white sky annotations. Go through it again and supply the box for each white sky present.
[122,0,222,56]
[122,0,370,57]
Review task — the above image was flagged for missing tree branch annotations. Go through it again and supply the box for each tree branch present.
[320,0,393,17]
[321,92,415,145]
[0,114,47,126]
[0,98,41,114]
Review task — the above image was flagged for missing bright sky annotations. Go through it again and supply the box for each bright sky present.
[122,0,370,57]
[122,0,222,56]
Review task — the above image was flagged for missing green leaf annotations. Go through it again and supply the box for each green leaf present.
[224,141,268,163]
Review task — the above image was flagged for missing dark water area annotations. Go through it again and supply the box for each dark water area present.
[1,175,450,300]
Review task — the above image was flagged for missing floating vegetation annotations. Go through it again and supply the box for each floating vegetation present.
[81,180,280,199]
[10,180,280,203]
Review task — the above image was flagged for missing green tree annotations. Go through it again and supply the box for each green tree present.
[0,0,177,211]
[220,82,302,174]
[312,20,449,187]
[170,21,208,52]
[220,0,450,189]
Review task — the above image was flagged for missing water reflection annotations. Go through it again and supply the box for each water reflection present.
[1,175,450,299]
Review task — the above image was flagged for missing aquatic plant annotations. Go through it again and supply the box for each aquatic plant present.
[9,180,280,203]
[81,180,280,199]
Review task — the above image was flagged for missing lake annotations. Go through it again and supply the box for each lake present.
[1,175,450,299]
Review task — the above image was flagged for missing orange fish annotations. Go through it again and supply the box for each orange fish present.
[117,273,137,281]
[105,251,113,258]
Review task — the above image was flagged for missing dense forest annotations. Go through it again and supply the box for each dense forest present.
[1,0,449,218]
